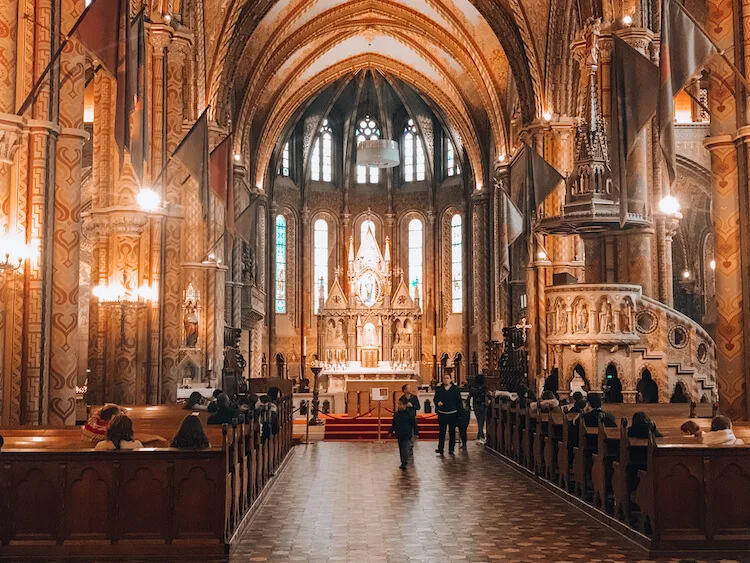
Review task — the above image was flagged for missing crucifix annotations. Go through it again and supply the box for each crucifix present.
[516,317,532,343]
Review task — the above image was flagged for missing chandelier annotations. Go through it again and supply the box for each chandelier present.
[356,139,399,168]
[0,225,38,272]
[92,273,158,304]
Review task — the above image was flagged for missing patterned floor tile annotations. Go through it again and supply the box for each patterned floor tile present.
[230,441,747,563]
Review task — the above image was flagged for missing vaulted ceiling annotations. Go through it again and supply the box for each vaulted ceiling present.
[199,0,613,188]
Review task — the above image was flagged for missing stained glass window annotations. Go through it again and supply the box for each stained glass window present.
[275,215,287,314]
[451,214,462,313]
[310,119,333,182]
[403,119,425,182]
[314,219,328,314]
[446,142,460,177]
[355,115,380,184]
[280,141,290,177]
[408,218,423,307]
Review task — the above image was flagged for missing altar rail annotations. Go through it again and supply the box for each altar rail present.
[484,398,750,555]
[0,397,293,561]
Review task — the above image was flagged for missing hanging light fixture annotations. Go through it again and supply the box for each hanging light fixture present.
[0,225,38,272]
[355,75,399,169]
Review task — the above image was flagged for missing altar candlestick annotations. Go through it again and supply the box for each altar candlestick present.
[303,338,307,357]
[432,335,437,355]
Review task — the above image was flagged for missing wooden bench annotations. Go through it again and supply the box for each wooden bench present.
[635,436,750,553]
[0,397,294,560]
[485,398,750,554]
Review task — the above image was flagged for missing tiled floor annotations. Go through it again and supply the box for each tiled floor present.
[230,441,745,563]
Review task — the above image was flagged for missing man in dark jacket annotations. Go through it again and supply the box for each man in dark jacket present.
[390,397,419,469]
[399,383,421,418]
[470,374,488,442]
[581,393,616,428]
[434,373,463,456]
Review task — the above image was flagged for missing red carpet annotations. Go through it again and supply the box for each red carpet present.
[323,414,440,440]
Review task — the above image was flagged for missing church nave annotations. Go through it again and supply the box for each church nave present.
[230,442,729,563]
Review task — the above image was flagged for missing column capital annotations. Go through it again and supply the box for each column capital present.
[0,113,25,164]
[704,134,735,151]
[150,23,174,54]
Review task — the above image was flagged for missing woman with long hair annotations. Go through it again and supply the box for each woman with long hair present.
[171,415,211,449]
[95,414,143,450]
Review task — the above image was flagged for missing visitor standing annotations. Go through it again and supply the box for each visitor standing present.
[399,383,421,418]
[434,373,462,456]
[457,398,470,450]
[389,397,419,470]
[470,374,488,443]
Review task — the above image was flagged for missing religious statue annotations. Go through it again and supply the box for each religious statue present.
[576,302,589,332]
[242,243,256,284]
[621,300,633,332]
[599,300,614,333]
[183,301,199,347]
[583,17,601,69]
[557,303,568,334]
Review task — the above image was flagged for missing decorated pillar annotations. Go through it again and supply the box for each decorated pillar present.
[705,0,745,419]
[472,188,489,370]
[48,0,87,423]
[618,27,655,297]
[161,32,190,401]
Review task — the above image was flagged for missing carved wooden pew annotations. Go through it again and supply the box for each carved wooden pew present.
[532,410,548,476]
[633,436,750,552]
[557,412,579,491]
[522,407,536,470]
[591,422,621,510]
[572,421,599,499]
[544,411,563,481]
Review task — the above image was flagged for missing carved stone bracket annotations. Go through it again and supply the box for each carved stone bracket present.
[0,113,26,165]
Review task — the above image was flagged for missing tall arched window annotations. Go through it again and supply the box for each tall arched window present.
[361,219,376,242]
[314,219,328,314]
[280,141,291,177]
[451,214,463,313]
[311,119,333,182]
[275,215,287,314]
[446,141,460,177]
[403,119,426,182]
[408,218,423,305]
[356,115,380,184]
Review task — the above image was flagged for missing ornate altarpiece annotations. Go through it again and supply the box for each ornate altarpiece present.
[316,224,422,391]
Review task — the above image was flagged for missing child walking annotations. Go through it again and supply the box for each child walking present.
[390,397,419,470]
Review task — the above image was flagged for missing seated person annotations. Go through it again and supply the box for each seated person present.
[95,414,143,450]
[535,390,560,413]
[184,391,209,411]
[628,411,662,438]
[82,403,126,444]
[581,393,616,428]
[207,393,239,425]
[567,398,587,415]
[682,415,744,445]
[171,415,211,449]
[515,384,536,409]
[568,391,584,406]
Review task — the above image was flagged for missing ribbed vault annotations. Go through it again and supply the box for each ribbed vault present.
[203,0,545,189]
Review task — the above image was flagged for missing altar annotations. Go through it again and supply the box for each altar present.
[320,363,418,393]
[315,221,425,384]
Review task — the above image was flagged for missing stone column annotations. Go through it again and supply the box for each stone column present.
[705,0,745,419]
[472,188,489,370]
[583,236,604,283]
[617,27,655,297]
[47,0,87,424]
[161,34,190,402]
